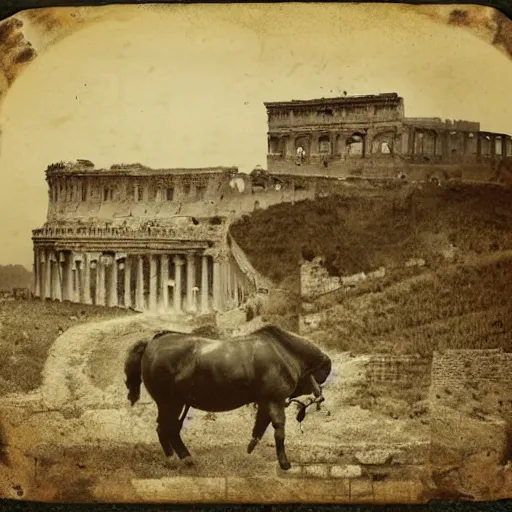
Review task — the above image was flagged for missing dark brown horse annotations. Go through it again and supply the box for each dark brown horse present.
[124,324,332,470]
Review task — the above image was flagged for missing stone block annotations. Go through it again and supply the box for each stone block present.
[354,449,394,465]
[276,464,303,478]
[226,476,338,502]
[132,477,227,502]
[349,477,373,500]
[331,477,350,499]
[430,406,510,468]
[303,464,330,478]
[457,450,507,500]
[331,465,362,479]
[372,480,426,504]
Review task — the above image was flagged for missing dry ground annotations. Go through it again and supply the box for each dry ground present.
[0,310,428,502]
[0,299,134,395]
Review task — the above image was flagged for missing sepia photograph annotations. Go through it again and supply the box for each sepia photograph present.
[0,1,512,505]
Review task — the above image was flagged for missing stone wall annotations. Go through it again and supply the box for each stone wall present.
[366,355,431,388]
[267,157,499,182]
[300,257,386,299]
[430,348,512,419]
[429,349,512,499]
[300,257,341,298]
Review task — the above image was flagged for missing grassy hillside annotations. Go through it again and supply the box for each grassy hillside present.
[308,253,512,355]
[230,182,512,284]
[0,300,134,395]
[0,264,32,291]
[231,182,512,355]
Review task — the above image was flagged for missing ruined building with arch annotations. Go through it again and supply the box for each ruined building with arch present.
[31,92,511,314]
[31,163,265,315]
[265,93,512,180]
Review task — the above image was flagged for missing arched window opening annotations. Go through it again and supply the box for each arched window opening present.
[371,131,395,156]
[269,136,280,154]
[466,133,477,154]
[318,135,331,154]
[481,135,491,156]
[496,136,503,156]
[103,186,114,201]
[295,136,309,163]
[347,134,364,157]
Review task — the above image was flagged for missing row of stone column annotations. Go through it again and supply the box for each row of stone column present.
[33,248,245,314]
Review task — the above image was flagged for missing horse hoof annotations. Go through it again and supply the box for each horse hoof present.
[247,438,258,454]
[182,456,194,467]
[164,457,178,469]
[279,461,292,471]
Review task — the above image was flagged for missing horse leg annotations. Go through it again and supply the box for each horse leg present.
[156,405,176,467]
[167,405,193,465]
[179,404,191,430]
[268,401,291,470]
[247,404,271,454]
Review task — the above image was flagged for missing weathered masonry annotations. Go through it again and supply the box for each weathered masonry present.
[265,93,512,179]
[32,162,255,314]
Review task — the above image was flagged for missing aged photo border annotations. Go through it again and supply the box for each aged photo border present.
[1,0,512,511]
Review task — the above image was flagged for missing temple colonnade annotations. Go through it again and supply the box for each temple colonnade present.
[32,248,247,314]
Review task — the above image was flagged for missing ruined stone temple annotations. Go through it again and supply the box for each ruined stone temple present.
[31,92,512,314]
[31,163,262,315]
[265,93,512,178]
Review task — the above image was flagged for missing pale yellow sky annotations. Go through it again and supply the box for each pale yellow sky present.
[0,3,511,267]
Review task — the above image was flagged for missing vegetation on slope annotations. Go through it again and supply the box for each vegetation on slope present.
[231,182,512,355]
[230,182,512,284]
[0,300,134,395]
[309,254,512,355]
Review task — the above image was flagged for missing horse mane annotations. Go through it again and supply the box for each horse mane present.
[151,326,220,342]
[152,330,174,340]
[254,324,326,367]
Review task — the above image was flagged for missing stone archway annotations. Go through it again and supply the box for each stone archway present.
[346,133,365,158]
[318,134,331,155]
[371,131,396,156]
[295,135,311,163]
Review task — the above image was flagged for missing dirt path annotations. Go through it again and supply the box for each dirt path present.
[39,312,195,410]
[0,313,430,503]
[19,312,427,453]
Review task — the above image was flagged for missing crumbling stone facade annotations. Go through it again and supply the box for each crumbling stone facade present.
[32,163,259,314]
[265,93,512,180]
[299,257,386,299]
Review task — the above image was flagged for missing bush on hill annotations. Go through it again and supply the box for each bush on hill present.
[230,183,512,285]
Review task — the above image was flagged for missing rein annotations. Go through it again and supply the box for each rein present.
[285,394,325,431]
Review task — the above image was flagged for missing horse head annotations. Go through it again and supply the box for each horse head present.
[290,352,332,399]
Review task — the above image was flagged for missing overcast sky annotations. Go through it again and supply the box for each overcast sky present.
[0,3,511,267]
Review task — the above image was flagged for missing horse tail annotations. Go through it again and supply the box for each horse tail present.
[124,340,149,406]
